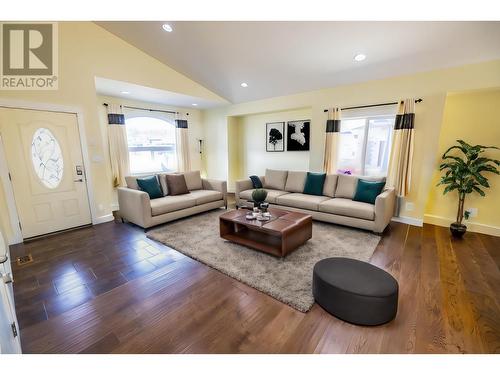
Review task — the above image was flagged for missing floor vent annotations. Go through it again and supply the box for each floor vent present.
[16,254,34,266]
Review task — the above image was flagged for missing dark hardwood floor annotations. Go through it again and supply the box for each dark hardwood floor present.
[9,199,500,353]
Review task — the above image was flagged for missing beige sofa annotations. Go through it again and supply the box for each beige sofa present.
[118,170,227,229]
[235,169,396,234]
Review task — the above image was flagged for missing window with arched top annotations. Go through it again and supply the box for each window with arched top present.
[125,116,177,174]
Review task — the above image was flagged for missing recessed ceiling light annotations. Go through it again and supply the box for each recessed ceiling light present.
[121,91,130,94]
[192,103,198,106]
[354,54,366,62]
[162,24,173,32]
[240,82,248,88]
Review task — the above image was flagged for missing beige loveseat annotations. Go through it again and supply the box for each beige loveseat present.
[235,169,396,234]
[118,171,227,229]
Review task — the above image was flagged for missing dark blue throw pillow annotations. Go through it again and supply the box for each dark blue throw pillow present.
[137,175,163,199]
[249,175,263,189]
[303,172,326,196]
[353,179,385,204]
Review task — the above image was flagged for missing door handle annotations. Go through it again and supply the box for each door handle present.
[74,178,84,182]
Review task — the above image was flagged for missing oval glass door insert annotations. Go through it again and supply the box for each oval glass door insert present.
[31,128,64,189]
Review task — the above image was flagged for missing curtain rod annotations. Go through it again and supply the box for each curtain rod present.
[102,103,189,116]
[323,98,423,113]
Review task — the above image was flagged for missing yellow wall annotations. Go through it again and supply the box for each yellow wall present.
[203,60,500,226]
[0,22,226,243]
[424,89,500,235]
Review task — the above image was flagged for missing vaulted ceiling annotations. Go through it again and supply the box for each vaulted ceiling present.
[97,21,500,104]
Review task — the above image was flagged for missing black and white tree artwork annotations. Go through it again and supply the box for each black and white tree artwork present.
[287,120,310,151]
[266,122,285,152]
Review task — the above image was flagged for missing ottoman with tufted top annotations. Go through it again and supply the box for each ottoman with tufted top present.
[312,257,398,326]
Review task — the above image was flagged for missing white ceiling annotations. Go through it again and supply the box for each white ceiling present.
[97,21,500,104]
[94,77,226,109]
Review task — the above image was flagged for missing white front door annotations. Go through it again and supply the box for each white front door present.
[0,230,21,354]
[0,108,91,239]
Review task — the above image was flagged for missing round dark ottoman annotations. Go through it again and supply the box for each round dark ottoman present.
[313,257,398,326]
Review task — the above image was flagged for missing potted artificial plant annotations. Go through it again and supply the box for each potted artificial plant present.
[437,139,499,238]
[251,188,268,208]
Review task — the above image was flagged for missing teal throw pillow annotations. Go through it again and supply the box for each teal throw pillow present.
[353,179,385,204]
[137,175,163,199]
[303,172,326,196]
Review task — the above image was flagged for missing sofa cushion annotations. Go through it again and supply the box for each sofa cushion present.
[150,195,196,216]
[157,173,170,196]
[322,174,338,197]
[239,189,289,204]
[264,169,288,190]
[335,175,359,199]
[166,174,189,196]
[353,179,386,204]
[285,171,307,193]
[303,172,327,196]
[137,175,163,199]
[125,176,139,190]
[277,193,329,211]
[319,198,375,221]
[183,170,203,191]
[187,190,223,205]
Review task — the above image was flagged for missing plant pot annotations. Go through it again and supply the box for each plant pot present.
[253,200,263,208]
[450,222,467,238]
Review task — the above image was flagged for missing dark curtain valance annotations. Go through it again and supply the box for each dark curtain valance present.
[394,113,415,130]
[175,119,188,129]
[326,119,341,133]
[107,113,125,125]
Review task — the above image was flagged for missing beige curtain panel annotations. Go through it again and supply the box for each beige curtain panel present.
[107,104,130,188]
[323,107,342,174]
[175,117,191,173]
[386,99,416,197]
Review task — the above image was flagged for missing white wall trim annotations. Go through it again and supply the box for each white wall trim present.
[0,99,99,244]
[391,215,424,227]
[0,135,23,245]
[93,214,115,225]
[424,214,500,237]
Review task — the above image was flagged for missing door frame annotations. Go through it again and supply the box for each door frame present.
[0,99,98,244]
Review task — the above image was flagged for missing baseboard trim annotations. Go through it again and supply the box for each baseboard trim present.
[391,215,424,227]
[93,214,115,225]
[424,214,500,237]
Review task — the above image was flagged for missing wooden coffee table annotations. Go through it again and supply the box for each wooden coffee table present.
[219,208,312,257]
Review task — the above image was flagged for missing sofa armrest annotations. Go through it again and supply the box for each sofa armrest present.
[117,187,151,228]
[373,187,396,233]
[202,178,228,206]
[235,178,253,199]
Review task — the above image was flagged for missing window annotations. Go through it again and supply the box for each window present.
[125,116,177,174]
[31,128,64,189]
[337,115,394,176]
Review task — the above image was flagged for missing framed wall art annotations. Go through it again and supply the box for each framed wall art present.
[266,122,285,152]
[287,120,310,151]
